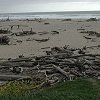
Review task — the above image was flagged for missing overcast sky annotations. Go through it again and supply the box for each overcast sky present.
[0,0,100,13]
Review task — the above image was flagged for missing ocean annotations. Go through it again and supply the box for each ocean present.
[0,11,100,19]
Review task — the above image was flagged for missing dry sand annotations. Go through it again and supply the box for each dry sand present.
[0,18,100,58]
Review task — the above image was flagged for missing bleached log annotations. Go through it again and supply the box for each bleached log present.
[52,64,69,78]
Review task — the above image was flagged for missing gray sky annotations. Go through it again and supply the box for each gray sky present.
[0,0,100,13]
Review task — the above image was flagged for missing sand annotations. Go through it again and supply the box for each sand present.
[0,18,100,58]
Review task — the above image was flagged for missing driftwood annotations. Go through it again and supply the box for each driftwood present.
[77,29,85,31]
[85,45,100,49]
[78,49,85,54]
[0,75,30,81]
[44,23,50,25]
[9,58,32,62]
[52,64,69,78]
[10,67,23,74]
[80,30,100,37]
[83,36,92,40]
[15,30,37,36]
[34,53,73,60]
[0,36,10,45]
[0,45,100,85]
[26,37,50,43]
[51,31,59,34]
[0,29,11,34]
[67,54,100,58]
[41,47,50,49]
[33,38,49,42]
[87,18,98,21]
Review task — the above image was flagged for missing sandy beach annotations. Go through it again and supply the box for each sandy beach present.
[0,18,100,87]
[0,18,100,58]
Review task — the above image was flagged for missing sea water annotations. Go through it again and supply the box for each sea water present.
[0,11,100,19]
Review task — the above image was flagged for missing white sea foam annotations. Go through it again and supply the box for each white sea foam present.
[0,11,100,19]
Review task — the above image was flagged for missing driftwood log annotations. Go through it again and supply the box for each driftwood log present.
[52,64,69,78]
[0,75,30,81]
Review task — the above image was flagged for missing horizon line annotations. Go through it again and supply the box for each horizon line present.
[0,10,100,14]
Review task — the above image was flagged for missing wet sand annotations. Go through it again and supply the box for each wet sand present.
[0,18,100,58]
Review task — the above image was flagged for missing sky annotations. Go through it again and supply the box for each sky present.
[0,0,100,13]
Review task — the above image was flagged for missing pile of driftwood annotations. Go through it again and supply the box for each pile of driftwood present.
[0,36,10,45]
[86,18,98,22]
[15,29,37,36]
[0,45,100,85]
[79,30,100,37]
[0,29,11,34]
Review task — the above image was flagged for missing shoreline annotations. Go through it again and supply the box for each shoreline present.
[1,10,100,20]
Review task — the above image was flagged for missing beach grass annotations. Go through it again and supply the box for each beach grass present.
[0,78,100,100]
